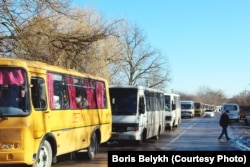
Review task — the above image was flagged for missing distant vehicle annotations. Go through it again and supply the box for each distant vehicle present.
[239,105,250,119]
[181,101,195,118]
[164,93,181,130]
[215,105,221,112]
[194,102,204,116]
[244,114,250,125]
[203,109,215,117]
[109,85,165,144]
[221,103,240,122]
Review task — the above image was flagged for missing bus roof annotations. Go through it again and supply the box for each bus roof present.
[0,58,106,81]
[181,100,194,103]
[109,85,164,93]
[164,92,180,97]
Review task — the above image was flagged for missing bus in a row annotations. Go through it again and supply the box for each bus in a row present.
[0,58,112,167]
[164,93,181,130]
[194,101,205,116]
[109,85,166,144]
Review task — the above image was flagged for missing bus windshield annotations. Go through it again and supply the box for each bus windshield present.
[110,88,137,115]
[0,68,29,116]
[181,104,191,109]
[194,103,201,109]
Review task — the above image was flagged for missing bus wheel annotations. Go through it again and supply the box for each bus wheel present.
[176,119,180,127]
[84,132,98,160]
[137,129,147,145]
[33,140,52,167]
[172,121,175,129]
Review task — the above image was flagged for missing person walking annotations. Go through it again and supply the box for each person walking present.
[218,110,231,141]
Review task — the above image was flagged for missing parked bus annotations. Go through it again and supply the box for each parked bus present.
[0,58,112,167]
[109,85,165,144]
[194,102,204,116]
[181,100,195,118]
[164,93,181,130]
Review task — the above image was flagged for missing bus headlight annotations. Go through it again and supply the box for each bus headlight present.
[0,143,21,149]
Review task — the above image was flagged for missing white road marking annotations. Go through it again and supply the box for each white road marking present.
[162,123,196,149]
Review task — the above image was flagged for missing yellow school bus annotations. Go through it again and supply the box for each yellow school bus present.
[0,58,112,167]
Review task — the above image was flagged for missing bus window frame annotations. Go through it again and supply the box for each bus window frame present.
[31,77,47,111]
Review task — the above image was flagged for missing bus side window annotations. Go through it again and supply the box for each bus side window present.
[53,80,63,109]
[0,86,8,106]
[76,85,88,109]
[47,73,69,110]
[31,78,46,110]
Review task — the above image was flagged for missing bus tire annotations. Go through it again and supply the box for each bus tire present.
[84,132,98,160]
[176,119,180,128]
[137,129,147,145]
[172,121,175,128]
[33,140,52,167]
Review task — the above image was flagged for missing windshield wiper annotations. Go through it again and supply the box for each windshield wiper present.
[0,112,8,120]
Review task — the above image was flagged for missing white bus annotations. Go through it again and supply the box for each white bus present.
[164,93,181,130]
[181,100,195,118]
[109,85,165,144]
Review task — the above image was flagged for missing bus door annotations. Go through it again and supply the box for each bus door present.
[138,95,146,126]
[30,76,48,137]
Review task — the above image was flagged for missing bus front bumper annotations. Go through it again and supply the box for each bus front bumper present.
[110,131,141,141]
[0,151,33,165]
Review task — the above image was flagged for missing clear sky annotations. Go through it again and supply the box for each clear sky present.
[73,0,250,98]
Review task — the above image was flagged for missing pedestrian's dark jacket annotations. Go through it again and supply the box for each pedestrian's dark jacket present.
[219,112,230,127]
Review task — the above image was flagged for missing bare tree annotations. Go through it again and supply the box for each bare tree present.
[0,0,71,57]
[230,90,250,106]
[0,1,121,78]
[192,86,226,105]
[17,9,119,69]
[177,91,195,101]
[110,22,171,90]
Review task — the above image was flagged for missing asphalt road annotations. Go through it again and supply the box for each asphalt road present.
[2,112,249,167]
[51,112,249,167]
